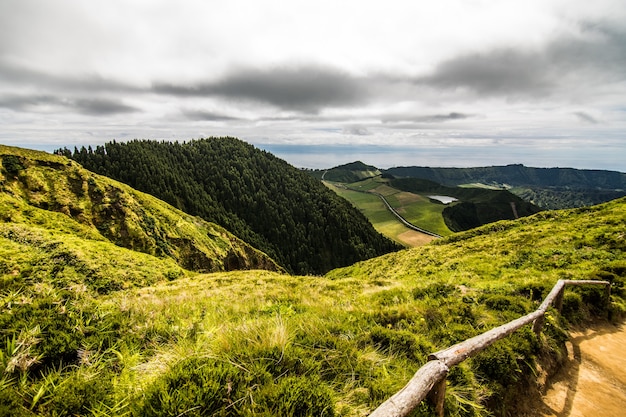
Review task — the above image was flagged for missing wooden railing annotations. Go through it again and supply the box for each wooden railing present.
[369,279,611,417]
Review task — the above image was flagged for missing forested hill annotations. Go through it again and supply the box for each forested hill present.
[385,164,626,189]
[61,138,401,274]
[310,161,381,183]
[385,164,626,209]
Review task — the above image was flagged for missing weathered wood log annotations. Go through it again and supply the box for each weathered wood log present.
[369,360,449,417]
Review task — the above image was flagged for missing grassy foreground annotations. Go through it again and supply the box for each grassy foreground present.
[1,169,625,414]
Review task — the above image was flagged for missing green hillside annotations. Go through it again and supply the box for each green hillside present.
[61,139,400,274]
[2,146,624,417]
[311,161,382,183]
[1,145,281,275]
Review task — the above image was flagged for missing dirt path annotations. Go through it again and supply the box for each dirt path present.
[535,321,626,417]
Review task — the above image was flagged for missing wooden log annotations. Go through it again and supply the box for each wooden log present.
[369,360,449,417]
[430,310,544,367]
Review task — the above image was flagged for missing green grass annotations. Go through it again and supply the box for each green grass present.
[3,195,624,416]
[384,191,452,236]
[325,182,432,246]
[0,144,280,274]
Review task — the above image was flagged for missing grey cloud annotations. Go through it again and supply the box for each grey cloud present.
[382,112,473,123]
[419,48,553,96]
[573,111,598,124]
[72,98,137,115]
[0,59,140,94]
[342,125,371,136]
[182,109,241,121]
[417,22,626,98]
[0,93,137,115]
[153,66,367,113]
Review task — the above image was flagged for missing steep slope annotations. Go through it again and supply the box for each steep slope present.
[1,145,281,275]
[61,138,400,274]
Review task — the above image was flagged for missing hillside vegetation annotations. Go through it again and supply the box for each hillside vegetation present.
[0,145,279,275]
[60,138,400,274]
[2,142,624,417]
[311,161,382,183]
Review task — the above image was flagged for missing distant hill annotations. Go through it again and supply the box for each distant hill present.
[60,138,400,274]
[0,145,280,278]
[385,164,626,209]
[310,161,381,183]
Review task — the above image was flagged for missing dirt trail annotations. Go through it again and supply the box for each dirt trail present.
[534,321,626,417]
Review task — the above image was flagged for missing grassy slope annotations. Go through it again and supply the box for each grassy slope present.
[2,190,624,416]
[0,145,280,274]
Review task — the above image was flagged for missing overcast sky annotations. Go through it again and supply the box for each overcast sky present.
[1,0,625,170]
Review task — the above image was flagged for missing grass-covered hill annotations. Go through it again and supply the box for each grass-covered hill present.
[310,161,382,183]
[390,177,541,232]
[60,138,400,274]
[385,164,626,209]
[2,163,624,417]
[0,145,281,277]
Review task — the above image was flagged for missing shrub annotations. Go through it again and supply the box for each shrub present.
[1,155,24,176]
[472,342,519,386]
[42,370,114,416]
[134,357,259,416]
[482,294,528,315]
[367,327,432,362]
[412,282,457,300]
[262,376,335,417]
[561,292,586,323]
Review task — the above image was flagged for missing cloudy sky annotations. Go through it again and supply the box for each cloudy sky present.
[1,0,625,170]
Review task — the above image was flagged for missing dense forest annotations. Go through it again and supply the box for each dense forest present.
[59,138,400,274]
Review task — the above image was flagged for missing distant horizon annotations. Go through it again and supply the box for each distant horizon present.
[9,139,625,173]
[257,143,626,172]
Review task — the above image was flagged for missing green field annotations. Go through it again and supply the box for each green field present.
[326,178,453,244]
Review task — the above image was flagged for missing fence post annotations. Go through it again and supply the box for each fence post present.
[532,314,544,336]
[554,287,564,313]
[604,284,612,307]
[427,376,447,417]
